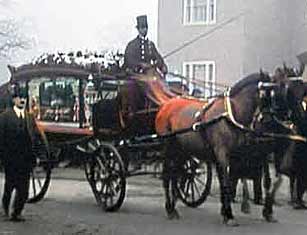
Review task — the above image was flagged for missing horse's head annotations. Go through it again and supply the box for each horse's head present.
[269,66,307,123]
[132,64,176,106]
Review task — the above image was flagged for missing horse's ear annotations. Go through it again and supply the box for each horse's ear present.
[283,62,288,71]
[259,68,269,81]
[299,63,305,76]
[274,67,284,76]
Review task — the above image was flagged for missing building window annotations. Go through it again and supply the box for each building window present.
[183,0,216,25]
[183,61,216,98]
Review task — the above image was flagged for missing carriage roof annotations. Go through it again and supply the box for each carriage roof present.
[8,52,125,84]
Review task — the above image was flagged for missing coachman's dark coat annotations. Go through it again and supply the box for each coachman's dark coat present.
[123,36,168,74]
[0,109,39,217]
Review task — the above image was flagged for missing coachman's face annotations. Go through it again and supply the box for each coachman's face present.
[138,26,148,37]
[13,96,27,109]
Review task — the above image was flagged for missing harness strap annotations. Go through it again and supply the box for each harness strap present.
[224,88,249,131]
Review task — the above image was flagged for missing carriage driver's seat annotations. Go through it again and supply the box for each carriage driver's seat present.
[92,98,123,138]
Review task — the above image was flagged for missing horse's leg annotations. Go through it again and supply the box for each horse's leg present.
[289,175,295,204]
[241,178,251,214]
[170,168,180,217]
[230,178,239,203]
[262,159,273,221]
[262,160,278,223]
[293,174,307,209]
[162,158,175,219]
[163,147,180,219]
[229,166,239,203]
[271,173,283,204]
[215,161,238,226]
[253,176,263,205]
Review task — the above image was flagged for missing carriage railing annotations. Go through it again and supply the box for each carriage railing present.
[167,72,228,99]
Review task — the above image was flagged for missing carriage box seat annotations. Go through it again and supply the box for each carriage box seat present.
[92,98,122,137]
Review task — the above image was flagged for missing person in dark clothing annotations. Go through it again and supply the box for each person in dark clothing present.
[290,98,307,209]
[0,83,39,222]
[123,15,168,75]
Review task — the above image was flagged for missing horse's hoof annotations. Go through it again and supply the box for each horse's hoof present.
[223,218,239,227]
[254,199,264,205]
[232,199,238,204]
[273,201,283,207]
[293,202,307,210]
[167,210,180,220]
[264,215,278,223]
[241,202,251,214]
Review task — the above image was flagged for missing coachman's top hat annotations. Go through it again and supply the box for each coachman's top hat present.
[9,83,26,98]
[136,15,148,28]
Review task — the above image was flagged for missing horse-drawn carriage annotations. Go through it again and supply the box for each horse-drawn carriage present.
[0,52,212,211]
[2,51,307,225]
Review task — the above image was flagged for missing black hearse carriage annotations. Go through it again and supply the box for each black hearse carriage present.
[1,52,212,212]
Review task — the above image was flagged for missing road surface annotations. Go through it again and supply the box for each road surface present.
[0,168,307,235]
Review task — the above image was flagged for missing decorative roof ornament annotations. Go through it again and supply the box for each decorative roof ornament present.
[14,50,124,75]
[297,51,307,65]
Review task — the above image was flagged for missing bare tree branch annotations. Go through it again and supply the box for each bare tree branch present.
[0,18,34,58]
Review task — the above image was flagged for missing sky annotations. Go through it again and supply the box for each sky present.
[0,0,158,83]
[15,0,158,51]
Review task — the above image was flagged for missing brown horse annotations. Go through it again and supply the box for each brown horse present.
[231,66,307,212]
[155,71,307,226]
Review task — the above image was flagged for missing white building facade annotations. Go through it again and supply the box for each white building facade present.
[158,0,307,96]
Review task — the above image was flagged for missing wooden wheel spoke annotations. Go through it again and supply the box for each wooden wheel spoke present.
[109,181,117,196]
[36,175,43,189]
[184,180,191,197]
[107,186,114,206]
[31,174,37,196]
[103,183,115,205]
[194,176,206,187]
[27,130,51,204]
[190,180,195,201]
[191,180,201,198]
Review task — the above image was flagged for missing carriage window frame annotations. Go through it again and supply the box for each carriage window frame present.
[27,76,81,125]
[183,0,216,25]
[183,60,216,98]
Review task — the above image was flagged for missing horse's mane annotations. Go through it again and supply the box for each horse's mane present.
[230,72,271,97]
[132,71,177,105]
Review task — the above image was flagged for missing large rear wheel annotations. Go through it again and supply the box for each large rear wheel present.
[27,131,52,203]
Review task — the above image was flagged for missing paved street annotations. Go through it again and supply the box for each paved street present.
[0,168,307,235]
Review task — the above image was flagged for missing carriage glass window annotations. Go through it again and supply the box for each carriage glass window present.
[183,61,216,98]
[83,77,119,128]
[183,0,216,25]
[28,77,79,123]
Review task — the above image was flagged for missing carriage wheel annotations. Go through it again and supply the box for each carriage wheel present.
[84,141,126,212]
[177,157,212,207]
[27,132,52,203]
